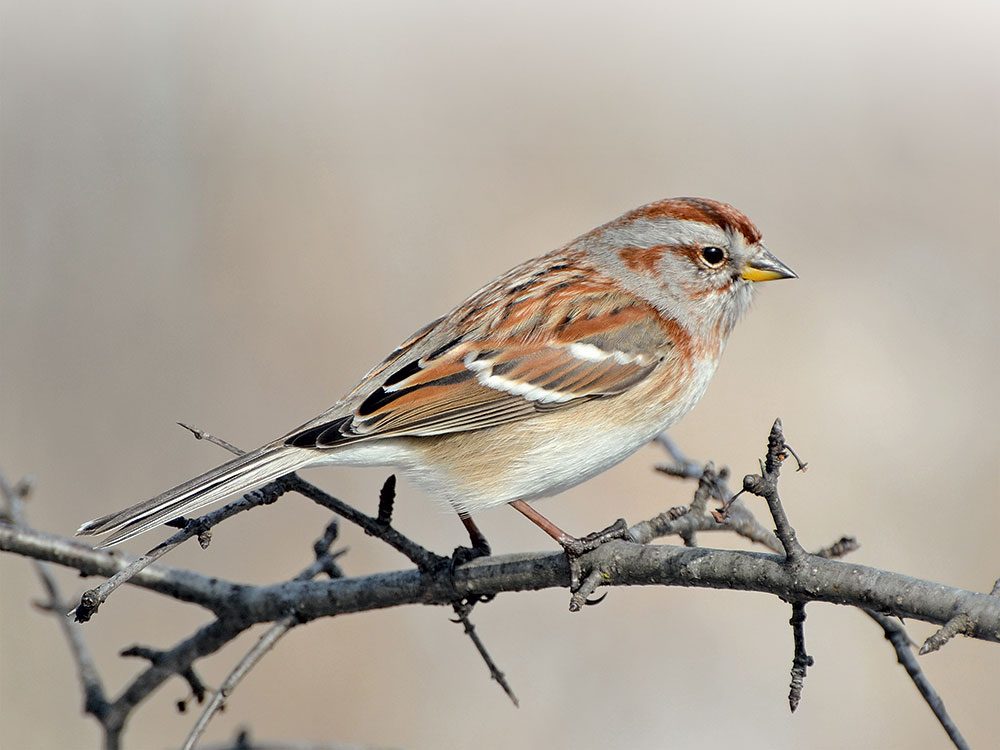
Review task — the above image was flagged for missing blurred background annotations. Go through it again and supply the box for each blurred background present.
[2,2,998,748]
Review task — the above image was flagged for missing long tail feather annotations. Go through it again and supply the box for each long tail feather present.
[76,446,312,547]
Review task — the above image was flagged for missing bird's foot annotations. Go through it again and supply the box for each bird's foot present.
[450,537,492,570]
[560,518,631,558]
[560,518,632,612]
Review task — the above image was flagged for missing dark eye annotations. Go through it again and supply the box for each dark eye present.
[699,246,727,268]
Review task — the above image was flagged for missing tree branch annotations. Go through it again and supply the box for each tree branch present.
[2,421,993,749]
[867,611,970,750]
[4,523,998,643]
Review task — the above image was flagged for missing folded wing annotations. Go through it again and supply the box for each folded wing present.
[286,301,673,449]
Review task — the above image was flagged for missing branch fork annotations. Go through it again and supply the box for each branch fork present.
[1,418,992,750]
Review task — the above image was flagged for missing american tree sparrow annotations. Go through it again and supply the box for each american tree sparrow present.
[79,197,795,553]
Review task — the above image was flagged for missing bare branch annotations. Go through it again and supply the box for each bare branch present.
[183,616,297,750]
[8,523,998,643]
[0,471,111,726]
[813,536,860,560]
[451,601,518,707]
[74,477,297,622]
[281,474,443,571]
[920,613,975,655]
[739,418,808,564]
[174,425,442,570]
[2,423,993,748]
[868,611,970,750]
[375,475,396,526]
[650,436,782,553]
[652,432,704,479]
[177,422,245,457]
[183,521,345,749]
[107,617,250,734]
[787,602,813,712]
[120,644,207,707]
[1,525,241,614]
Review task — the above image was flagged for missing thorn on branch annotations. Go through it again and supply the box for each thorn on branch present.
[782,443,809,472]
[920,613,974,655]
[814,536,860,560]
[788,601,814,712]
[711,489,745,523]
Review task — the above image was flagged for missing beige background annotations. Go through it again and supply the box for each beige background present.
[2,2,998,748]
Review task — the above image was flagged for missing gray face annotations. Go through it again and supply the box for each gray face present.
[583,216,763,341]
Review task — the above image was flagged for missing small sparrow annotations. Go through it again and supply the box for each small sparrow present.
[78,197,795,552]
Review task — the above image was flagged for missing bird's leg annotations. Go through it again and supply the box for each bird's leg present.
[507,500,630,557]
[451,512,492,567]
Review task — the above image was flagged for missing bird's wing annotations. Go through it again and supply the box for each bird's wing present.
[285,298,676,449]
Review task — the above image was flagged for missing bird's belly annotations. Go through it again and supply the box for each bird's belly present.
[398,356,719,514]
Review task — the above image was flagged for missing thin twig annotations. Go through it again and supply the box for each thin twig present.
[74,477,297,622]
[183,522,345,749]
[178,425,443,571]
[652,432,704,479]
[741,418,807,564]
[640,457,783,553]
[1,423,991,749]
[376,475,396,526]
[107,617,250,733]
[867,611,970,750]
[650,436,782,552]
[0,471,111,725]
[787,601,813,712]
[177,423,245,457]
[920,614,974,655]
[121,645,207,707]
[75,427,440,621]
[813,536,860,560]
[284,475,443,571]
[10,522,998,640]
[451,601,518,707]
[183,616,298,750]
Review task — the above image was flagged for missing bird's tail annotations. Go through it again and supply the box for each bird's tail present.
[76,446,312,547]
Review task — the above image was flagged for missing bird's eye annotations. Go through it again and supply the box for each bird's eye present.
[699,246,727,268]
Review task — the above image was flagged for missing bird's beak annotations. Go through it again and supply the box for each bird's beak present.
[741,247,797,282]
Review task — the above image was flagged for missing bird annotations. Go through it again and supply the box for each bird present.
[77,197,795,554]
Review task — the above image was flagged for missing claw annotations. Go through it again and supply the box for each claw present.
[561,518,631,558]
